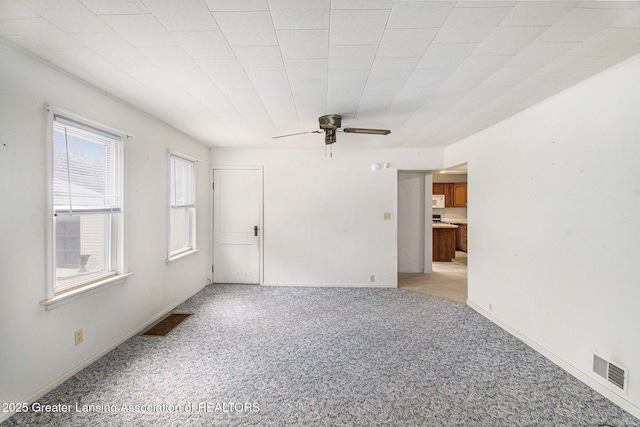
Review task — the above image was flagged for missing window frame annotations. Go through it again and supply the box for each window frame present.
[42,104,132,309]
[167,151,198,261]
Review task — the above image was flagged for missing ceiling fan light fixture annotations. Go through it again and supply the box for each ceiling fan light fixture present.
[324,128,337,145]
[343,128,391,135]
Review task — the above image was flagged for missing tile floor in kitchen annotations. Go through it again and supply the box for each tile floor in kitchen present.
[398,251,467,303]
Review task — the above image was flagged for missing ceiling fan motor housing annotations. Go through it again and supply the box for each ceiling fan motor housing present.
[319,114,342,130]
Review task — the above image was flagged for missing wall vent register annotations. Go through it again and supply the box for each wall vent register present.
[593,353,627,392]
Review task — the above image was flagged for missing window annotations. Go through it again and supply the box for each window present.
[168,153,196,259]
[50,113,125,296]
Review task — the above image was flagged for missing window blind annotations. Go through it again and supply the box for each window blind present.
[170,156,194,208]
[53,116,122,214]
[169,154,196,257]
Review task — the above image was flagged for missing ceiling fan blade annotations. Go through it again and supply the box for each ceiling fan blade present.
[343,128,391,135]
[272,130,321,139]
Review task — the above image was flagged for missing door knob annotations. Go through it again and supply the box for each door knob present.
[254,226,258,237]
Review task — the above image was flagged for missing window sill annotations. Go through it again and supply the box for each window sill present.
[40,272,134,310]
[166,248,199,264]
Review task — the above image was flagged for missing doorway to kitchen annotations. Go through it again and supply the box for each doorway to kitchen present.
[397,166,468,303]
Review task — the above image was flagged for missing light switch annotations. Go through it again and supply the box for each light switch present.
[383,213,391,220]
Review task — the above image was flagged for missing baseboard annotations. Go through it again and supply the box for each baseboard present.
[0,282,207,425]
[262,281,396,289]
[467,300,640,420]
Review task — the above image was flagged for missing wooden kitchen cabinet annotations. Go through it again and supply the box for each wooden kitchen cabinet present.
[433,183,453,207]
[433,227,457,262]
[453,183,467,207]
[455,224,467,252]
[433,182,466,208]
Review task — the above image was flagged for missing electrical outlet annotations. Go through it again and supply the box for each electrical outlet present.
[370,275,375,282]
[489,304,493,312]
[75,328,83,345]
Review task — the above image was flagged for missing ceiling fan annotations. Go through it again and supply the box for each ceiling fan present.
[272,114,391,146]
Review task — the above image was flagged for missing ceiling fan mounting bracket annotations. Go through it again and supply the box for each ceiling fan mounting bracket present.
[319,114,342,130]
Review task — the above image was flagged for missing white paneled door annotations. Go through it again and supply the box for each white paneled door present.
[213,168,262,284]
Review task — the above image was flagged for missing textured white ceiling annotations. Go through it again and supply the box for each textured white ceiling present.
[1,0,639,149]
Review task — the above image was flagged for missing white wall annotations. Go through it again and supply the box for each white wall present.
[445,55,640,417]
[398,171,425,273]
[212,148,443,287]
[0,42,211,419]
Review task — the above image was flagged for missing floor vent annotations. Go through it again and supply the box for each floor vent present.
[593,354,627,391]
[140,313,191,337]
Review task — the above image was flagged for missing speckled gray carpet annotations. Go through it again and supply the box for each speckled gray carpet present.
[3,284,639,426]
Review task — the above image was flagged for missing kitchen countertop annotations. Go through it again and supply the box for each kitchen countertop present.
[442,218,467,224]
[432,223,459,229]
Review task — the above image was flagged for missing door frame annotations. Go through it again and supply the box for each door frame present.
[397,170,433,275]
[210,165,264,285]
